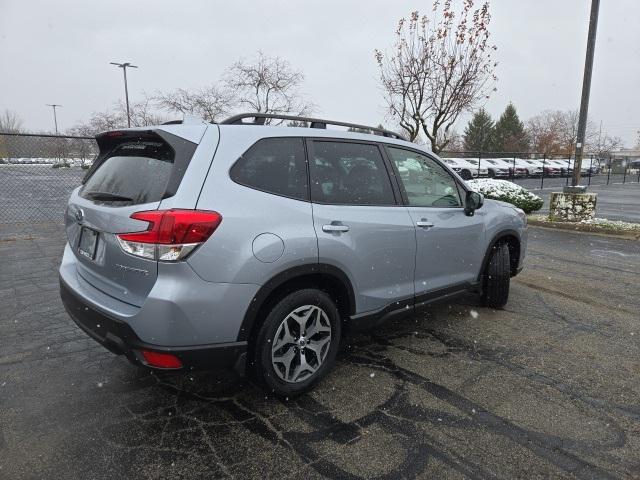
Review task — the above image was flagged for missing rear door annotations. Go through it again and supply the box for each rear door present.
[307,139,416,314]
[65,129,201,306]
[385,146,485,297]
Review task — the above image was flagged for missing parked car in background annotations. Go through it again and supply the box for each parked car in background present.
[442,158,487,180]
[519,159,544,177]
[569,159,592,176]
[538,159,561,176]
[546,159,569,176]
[484,158,512,178]
[462,158,489,178]
[498,158,528,177]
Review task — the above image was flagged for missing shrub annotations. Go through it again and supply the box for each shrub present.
[467,178,544,213]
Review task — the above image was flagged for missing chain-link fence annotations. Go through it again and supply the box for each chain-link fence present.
[1,132,638,226]
[0,133,97,225]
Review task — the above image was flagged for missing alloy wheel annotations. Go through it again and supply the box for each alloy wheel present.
[271,305,332,383]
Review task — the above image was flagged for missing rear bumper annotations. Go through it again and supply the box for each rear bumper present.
[60,278,247,371]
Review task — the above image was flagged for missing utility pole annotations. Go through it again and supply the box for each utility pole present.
[110,62,138,127]
[46,104,62,134]
[571,0,600,188]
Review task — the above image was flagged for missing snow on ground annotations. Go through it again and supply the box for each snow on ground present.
[529,214,640,231]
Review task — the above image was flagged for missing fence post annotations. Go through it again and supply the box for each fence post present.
[512,155,516,183]
[623,162,627,184]
[478,151,482,177]
[637,162,640,183]
[565,157,570,185]
[588,155,592,186]
[540,154,545,189]
[606,156,611,185]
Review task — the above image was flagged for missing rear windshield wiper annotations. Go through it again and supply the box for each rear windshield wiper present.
[84,191,134,202]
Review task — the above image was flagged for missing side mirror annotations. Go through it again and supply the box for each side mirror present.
[465,191,484,216]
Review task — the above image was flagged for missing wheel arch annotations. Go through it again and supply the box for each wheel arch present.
[477,230,521,281]
[237,264,355,343]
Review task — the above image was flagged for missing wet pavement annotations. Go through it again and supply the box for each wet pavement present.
[1,224,639,479]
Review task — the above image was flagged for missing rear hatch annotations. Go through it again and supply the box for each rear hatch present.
[65,129,199,307]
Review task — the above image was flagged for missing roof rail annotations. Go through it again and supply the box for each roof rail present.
[219,113,406,141]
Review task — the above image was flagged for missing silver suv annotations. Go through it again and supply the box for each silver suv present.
[60,113,527,396]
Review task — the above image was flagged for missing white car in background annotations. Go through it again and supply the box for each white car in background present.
[462,158,489,178]
[484,158,513,178]
[497,158,528,177]
[442,158,488,180]
[548,159,571,176]
[568,159,591,176]
[518,159,544,177]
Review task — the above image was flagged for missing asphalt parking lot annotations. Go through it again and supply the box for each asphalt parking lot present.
[1,223,639,479]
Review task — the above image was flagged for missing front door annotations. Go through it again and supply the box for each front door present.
[385,146,485,298]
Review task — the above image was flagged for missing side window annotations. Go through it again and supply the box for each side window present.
[387,147,462,208]
[309,141,395,206]
[230,137,308,201]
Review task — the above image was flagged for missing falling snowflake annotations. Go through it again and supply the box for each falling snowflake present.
[470,310,479,319]
[370,373,375,378]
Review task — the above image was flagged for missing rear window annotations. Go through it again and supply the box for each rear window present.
[80,140,174,205]
[230,137,308,201]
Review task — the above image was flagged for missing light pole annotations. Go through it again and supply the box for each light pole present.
[571,0,600,188]
[110,62,138,127]
[46,104,62,134]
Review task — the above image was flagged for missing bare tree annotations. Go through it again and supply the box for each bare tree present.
[440,128,464,152]
[375,2,497,152]
[526,110,598,155]
[590,133,623,158]
[124,97,168,127]
[68,97,167,136]
[224,52,313,123]
[154,86,235,122]
[0,109,25,133]
[67,110,123,137]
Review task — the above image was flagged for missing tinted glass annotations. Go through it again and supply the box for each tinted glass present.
[388,147,462,207]
[80,140,174,205]
[230,137,308,200]
[309,141,395,205]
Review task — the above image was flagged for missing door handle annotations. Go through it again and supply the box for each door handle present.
[416,220,434,228]
[322,223,350,233]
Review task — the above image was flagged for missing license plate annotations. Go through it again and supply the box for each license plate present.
[78,227,98,260]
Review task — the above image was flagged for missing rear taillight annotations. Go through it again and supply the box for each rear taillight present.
[116,209,222,261]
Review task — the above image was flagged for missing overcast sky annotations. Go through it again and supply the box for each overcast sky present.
[1,0,638,145]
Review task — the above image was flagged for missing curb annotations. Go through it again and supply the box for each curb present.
[527,219,640,240]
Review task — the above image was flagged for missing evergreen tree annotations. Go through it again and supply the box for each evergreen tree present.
[463,109,495,153]
[494,103,529,153]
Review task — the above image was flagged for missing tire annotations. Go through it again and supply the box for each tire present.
[254,288,341,397]
[482,243,510,309]
[488,169,496,178]
[461,169,472,180]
